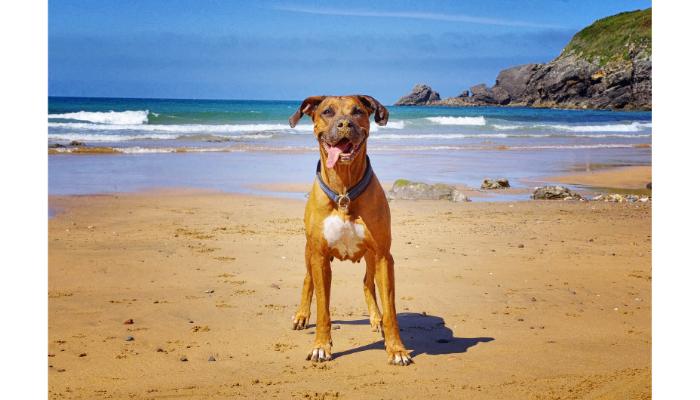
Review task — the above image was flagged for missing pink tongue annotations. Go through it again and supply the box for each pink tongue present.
[326,146,343,169]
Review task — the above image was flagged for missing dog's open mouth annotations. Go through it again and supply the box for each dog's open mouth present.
[323,138,360,169]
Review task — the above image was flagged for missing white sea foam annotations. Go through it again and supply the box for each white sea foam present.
[372,145,465,151]
[49,110,150,125]
[48,133,275,142]
[574,133,651,138]
[425,116,487,126]
[509,144,639,150]
[493,122,652,133]
[372,120,405,130]
[539,122,652,132]
[372,133,508,140]
[118,146,247,154]
[49,122,314,134]
[492,124,525,130]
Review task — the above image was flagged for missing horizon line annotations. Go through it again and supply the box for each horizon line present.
[48,94,402,103]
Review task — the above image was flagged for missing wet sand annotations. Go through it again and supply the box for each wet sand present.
[247,181,532,201]
[49,190,651,399]
[544,166,651,190]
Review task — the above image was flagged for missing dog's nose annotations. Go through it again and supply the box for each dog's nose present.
[337,119,351,129]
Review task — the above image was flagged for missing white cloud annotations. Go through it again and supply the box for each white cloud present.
[271,5,564,29]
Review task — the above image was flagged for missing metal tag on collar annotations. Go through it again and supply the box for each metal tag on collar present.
[337,194,351,211]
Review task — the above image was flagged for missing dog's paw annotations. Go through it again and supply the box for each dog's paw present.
[291,313,310,330]
[387,349,413,366]
[306,344,332,362]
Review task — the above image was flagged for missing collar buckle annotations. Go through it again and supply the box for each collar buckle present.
[337,194,351,212]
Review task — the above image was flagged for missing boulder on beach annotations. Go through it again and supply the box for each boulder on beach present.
[69,140,85,146]
[481,178,510,190]
[531,185,582,200]
[387,179,470,202]
[394,84,441,106]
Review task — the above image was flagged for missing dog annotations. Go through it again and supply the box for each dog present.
[288,95,412,366]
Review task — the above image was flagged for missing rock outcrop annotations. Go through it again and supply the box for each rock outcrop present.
[396,9,651,111]
[387,179,469,202]
[481,178,510,190]
[531,186,583,200]
[394,84,441,106]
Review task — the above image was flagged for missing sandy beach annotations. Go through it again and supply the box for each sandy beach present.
[544,166,651,191]
[49,175,651,399]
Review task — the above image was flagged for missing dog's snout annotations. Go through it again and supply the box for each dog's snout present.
[336,119,352,129]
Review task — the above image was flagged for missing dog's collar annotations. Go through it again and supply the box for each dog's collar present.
[316,155,373,211]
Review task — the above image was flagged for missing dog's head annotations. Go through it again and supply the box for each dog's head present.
[289,95,388,169]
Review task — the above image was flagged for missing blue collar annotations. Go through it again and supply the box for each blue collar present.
[316,155,374,211]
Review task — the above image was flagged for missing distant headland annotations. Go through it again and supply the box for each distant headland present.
[395,8,651,111]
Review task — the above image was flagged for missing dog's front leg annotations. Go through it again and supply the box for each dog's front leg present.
[306,250,333,362]
[292,243,314,330]
[375,253,412,366]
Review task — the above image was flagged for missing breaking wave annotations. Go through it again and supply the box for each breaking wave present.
[425,116,487,126]
[49,110,151,125]
[493,121,652,132]
[49,122,314,133]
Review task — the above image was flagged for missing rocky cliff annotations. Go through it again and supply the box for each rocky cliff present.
[395,84,441,105]
[395,8,651,110]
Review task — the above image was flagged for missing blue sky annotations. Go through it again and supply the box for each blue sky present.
[49,0,651,103]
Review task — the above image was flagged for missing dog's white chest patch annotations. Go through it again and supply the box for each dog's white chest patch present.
[323,215,365,258]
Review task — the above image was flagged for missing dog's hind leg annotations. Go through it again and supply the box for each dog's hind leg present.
[292,243,314,330]
[375,252,412,366]
[363,251,383,333]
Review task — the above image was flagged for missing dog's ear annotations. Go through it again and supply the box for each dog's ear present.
[356,95,389,126]
[289,96,326,128]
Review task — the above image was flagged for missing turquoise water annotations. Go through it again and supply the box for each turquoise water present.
[48,97,651,196]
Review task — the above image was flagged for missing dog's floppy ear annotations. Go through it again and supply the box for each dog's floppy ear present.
[356,95,389,126]
[289,96,326,128]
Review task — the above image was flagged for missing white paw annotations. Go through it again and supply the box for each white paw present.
[388,351,413,366]
[306,347,332,362]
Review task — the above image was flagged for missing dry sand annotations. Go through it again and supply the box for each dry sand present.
[48,183,651,399]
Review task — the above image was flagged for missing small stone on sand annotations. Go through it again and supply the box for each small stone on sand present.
[208,356,216,362]
[123,319,134,325]
[125,336,134,341]
[180,355,188,362]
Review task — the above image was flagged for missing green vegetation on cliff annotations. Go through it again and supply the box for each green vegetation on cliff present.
[561,8,651,66]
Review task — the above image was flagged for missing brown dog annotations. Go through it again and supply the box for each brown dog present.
[288,95,412,366]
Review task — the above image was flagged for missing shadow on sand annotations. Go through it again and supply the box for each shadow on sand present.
[329,312,494,360]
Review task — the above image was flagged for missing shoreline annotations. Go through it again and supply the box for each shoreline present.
[49,162,651,202]
[49,190,651,399]
[542,165,651,190]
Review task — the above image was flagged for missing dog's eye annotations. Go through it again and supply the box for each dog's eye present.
[321,108,334,116]
[352,107,364,116]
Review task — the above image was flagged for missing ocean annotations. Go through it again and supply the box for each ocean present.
[48,96,651,198]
